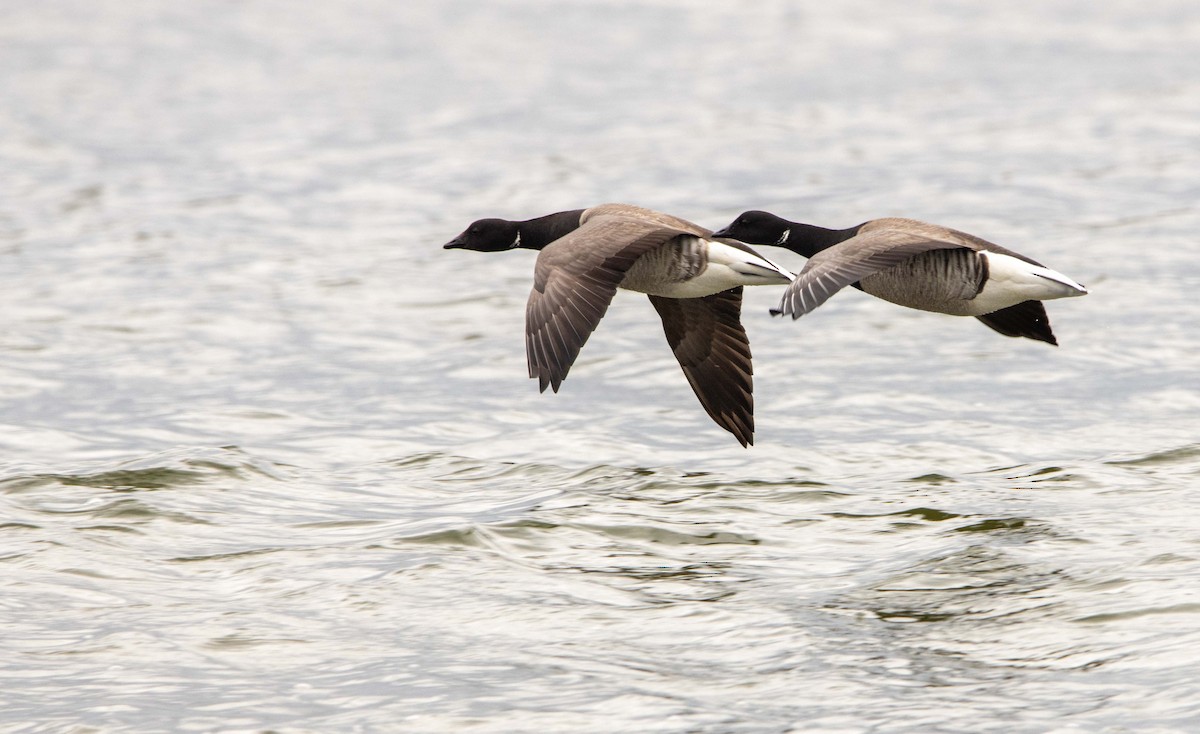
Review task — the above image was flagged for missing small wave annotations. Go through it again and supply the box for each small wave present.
[1075,603,1200,624]
[0,445,291,496]
[1104,444,1200,468]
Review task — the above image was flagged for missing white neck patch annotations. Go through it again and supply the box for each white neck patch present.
[509,232,521,249]
[775,229,790,245]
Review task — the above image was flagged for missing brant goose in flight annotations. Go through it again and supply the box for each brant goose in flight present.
[444,203,794,446]
[713,211,1087,345]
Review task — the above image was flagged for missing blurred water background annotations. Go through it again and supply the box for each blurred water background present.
[2,1,1199,731]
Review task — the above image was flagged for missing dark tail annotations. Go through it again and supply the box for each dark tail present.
[975,300,1058,346]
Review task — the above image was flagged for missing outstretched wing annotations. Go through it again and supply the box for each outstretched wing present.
[649,288,754,447]
[525,216,686,392]
[773,230,969,319]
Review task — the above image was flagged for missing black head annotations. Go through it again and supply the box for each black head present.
[711,210,793,246]
[443,218,522,252]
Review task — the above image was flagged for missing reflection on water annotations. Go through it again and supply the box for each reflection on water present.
[3,0,1200,731]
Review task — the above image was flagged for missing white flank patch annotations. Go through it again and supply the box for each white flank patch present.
[707,241,795,280]
[970,252,1088,314]
[649,240,795,299]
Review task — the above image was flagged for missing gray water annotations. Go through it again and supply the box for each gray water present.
[2,1,1199,731]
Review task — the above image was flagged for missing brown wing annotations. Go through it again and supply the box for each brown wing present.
[774,229,970,319]
[648,288,754,447]
[582,203,712,237]
[525,216,689,393]
[975,300,1058,345]
[863,217,1045,266]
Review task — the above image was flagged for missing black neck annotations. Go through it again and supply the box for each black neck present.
[516,209,586,250]
[782,222,863,258]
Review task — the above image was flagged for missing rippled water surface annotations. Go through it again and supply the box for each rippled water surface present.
[3,1,1199,731]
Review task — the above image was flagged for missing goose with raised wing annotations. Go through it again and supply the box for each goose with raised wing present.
[443,203,795,446]
[712,211,1087,345]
